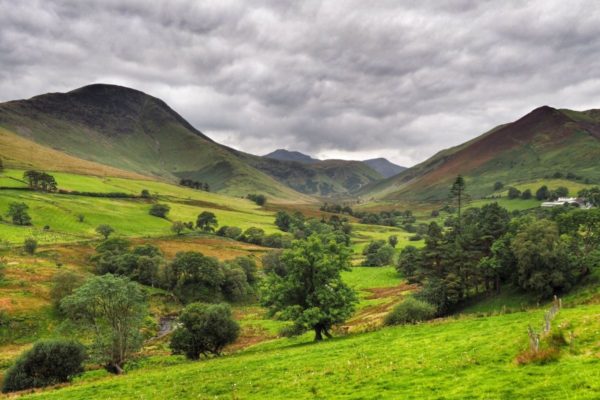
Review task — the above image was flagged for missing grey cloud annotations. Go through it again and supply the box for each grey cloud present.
[1,0,600,166]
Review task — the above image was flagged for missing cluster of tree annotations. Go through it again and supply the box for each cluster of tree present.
[506,185,570,201]
[544,171,588,182]
[355,210,415,227]
[362,237,396,266]
[261,233,357,341]
[179,179,210,192]
[246,193,267,206]
[4,202,32,225]
[58,189,138,198]
[275,211,352,245]
[319,203,354,215]
[397,178,599,315]
[91,239,259,304]
[578,187,600,207]
[23,170,57,192]
[217,225,292,248]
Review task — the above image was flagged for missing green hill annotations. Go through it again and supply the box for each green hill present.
[362,106,600,201]
[0,84,383,199]
[0,84,310,201]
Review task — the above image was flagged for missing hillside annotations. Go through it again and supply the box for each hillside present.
[0,84,308,201]
[362,106,600,201]
[17,303,600,399]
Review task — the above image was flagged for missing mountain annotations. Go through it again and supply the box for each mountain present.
[0,84,381,199]
[362,106,600,201]
[362,158,406,178]
[264,149,319,164]
[0,84,307,200]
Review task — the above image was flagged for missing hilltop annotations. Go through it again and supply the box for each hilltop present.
[362,106,600,201]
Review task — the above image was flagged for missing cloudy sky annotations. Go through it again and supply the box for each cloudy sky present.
[1,1,600,166]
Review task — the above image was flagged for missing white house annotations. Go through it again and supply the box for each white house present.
[541,197,592,208]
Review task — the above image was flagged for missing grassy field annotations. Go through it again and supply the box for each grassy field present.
[15,303,600,399]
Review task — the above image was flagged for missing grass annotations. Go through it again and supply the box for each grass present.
[16,303,600,399]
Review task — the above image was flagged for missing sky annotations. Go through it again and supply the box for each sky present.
[1,1,600,167]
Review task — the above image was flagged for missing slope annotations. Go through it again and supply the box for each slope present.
[263,149,319,164]
[19,303,600,399]
[363,106,600,201]
[0,84,308,202]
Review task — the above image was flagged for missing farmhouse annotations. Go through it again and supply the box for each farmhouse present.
[541,197,592,208]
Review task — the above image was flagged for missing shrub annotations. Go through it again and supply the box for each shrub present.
[1,339,86,393]
[149,203,170,218]
[515,347,560,365]
[246,193,267,206]
[170,303,239,359]
[96,224,114,239]
[24,237,37,255]
[384,297,436,326]
[171,221,186,235]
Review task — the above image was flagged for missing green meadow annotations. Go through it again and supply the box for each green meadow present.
[19,303,600,400]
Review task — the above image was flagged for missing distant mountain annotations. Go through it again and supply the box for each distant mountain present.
[264,149,319,164]
[361,106,600,201]
[363,158,406,178]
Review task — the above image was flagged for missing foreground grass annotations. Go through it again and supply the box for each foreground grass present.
[18,304,600,399]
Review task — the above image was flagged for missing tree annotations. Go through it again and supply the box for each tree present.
[50,271,85,311]
[1,340,86,393]
[171,221,186,235]
[511,220,578,298]
[521,189,532,200]
[362,240,394,266]
[578,187,600,207]
[6,202,32,225]
[275,211,292,232]
[507,187,522,199]
[96,224,114,239]
[140,189,151,198]
[61,274,147,373]
[388,235,398,248]
[240,227,265,245]
[450,175,468,231]
[246,194,267,206]
[396,245,421,282]
[555,186,569,198]
[536,185,550,201]
[149,203,170,219]
[170,303,239,360]
[164,251,225,303]
[261,234,357,341]
[23,237,37,255]
[493,181,504,191]
[196,211,218,232]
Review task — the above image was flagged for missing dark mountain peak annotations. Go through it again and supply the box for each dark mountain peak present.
[362,158,406,178]
[264,149,320,164]
[6,83,211,141]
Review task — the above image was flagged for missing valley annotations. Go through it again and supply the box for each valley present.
[0,85,599,399]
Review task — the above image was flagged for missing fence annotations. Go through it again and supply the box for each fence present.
[527,295,561,352]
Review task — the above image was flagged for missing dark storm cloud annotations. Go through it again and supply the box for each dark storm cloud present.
[1,0,600,166]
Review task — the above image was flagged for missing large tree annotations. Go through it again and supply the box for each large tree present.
[61,274,147,374]
[196,211,218,232]
[261,234,357,341]
[170,303,239,360]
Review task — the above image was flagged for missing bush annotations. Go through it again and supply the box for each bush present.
[246,193,267,206]
[96,224,114,239]
[24,237,37,255]
[170,303,239,359]
[50,271,85,310]
[149,203,170,218]
[384,297,436,326]
[2,339,86,393]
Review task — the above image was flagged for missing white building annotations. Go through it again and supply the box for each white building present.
[541,197,592,208]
